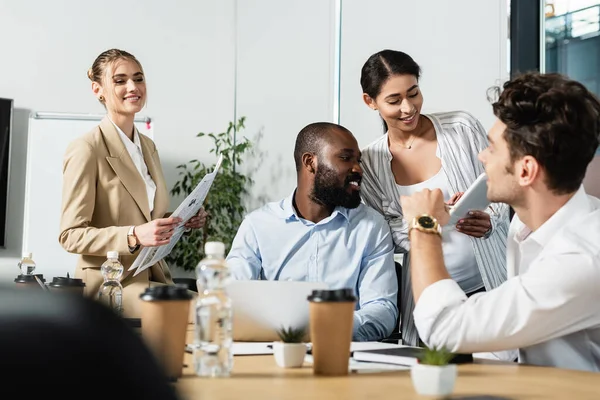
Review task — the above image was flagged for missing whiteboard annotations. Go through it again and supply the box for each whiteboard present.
[23,112,152,281]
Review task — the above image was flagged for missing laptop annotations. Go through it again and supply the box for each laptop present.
[226,280,328,342]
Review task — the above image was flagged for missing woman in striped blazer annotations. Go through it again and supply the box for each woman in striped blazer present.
[359,49,510,349]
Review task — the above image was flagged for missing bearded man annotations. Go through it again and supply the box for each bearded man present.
[226,122,398,342]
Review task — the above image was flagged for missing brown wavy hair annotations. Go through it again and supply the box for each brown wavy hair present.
[490,72,600,194]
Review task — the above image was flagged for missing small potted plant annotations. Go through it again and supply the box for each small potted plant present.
[273,326,307,368]
[411,346,457,396]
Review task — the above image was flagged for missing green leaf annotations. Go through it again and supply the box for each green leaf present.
[276,326,307,343]
[166,116,256,272]
[418,346,455,366]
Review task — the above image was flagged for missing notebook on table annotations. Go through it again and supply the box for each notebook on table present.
[352,346,473,366]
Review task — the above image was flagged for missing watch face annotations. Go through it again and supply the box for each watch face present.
[418,215,435,229]
[128,235,137,247]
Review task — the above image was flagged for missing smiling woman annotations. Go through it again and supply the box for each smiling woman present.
[58,49,206,318]
[358,49,511,353]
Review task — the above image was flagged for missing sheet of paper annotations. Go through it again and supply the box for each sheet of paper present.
[303,355,410,373]
[129,154,223,276]
[350,341,405,352]
[232,342,274,356]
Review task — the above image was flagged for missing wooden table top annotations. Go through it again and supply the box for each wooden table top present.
[174,352,600,400]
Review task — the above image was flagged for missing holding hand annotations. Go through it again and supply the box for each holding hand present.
[447,191,464,207]
[134,217,182,247]
[455,210,491,238]
[400,189,450,227]
[184,208,209,230]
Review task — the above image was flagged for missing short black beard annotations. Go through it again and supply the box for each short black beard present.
[310,164,361,209]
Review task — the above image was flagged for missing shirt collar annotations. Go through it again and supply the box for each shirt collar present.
[110,118,141,151]
[518,185,591,246]
[282,189,350,223]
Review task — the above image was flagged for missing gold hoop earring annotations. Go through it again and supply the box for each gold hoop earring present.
[99,95,105,102]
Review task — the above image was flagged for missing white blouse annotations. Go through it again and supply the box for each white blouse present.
[111,119,157,213]
[395,167,483,293]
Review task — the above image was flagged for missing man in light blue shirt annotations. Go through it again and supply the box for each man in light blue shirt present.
[226,122,398,342]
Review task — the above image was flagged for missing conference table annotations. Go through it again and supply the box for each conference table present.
[174,332,600,399]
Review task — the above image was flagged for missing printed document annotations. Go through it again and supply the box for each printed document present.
[129,155,223,276]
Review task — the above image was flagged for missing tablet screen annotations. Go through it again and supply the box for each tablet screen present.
[448,173,491,225]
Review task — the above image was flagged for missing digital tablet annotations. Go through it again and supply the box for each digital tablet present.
[448,173,491,226]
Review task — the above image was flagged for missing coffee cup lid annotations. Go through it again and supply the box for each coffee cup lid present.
[139,285,193,301]
[48,275,86,288]
[14,274,45,284]
[307,288,356,303]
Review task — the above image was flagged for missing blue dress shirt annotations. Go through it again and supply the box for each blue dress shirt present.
[226,191,399,341]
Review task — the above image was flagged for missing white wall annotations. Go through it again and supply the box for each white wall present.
[339,0,508,148]
[235,0,337,206]
[0,0,507,281]
[0,0,236,280]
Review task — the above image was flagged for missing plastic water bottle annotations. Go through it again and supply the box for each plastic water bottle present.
[18,252,36,275]
[97,251,124,315]
[193,241,233,377]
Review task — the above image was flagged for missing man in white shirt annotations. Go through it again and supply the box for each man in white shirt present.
[399,72,600,371]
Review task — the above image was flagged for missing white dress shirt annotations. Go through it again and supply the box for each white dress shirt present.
[413,186,600,371]
[111,119,157,213]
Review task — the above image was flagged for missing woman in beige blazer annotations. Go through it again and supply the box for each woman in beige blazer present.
[59,49,206,318]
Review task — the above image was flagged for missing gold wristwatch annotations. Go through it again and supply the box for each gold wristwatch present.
[127,226,140,252]
[409,214,442,237]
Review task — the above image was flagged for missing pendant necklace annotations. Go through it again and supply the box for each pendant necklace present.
[400,119,423,149]
[403,135,417,149]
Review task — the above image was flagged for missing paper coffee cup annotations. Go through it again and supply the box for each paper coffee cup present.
[139,285,193,380]
[48,275,86,295]
[14,274,46,290]
[307,288,356,376]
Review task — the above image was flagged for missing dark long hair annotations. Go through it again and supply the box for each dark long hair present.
[360,50,421,133]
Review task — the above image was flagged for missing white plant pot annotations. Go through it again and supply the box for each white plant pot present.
[411,364,457,396]
[273,342,307,368]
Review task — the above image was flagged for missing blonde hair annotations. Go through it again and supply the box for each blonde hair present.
[88,49,144,104]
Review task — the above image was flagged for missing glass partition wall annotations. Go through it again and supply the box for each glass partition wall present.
[544,0,600,196]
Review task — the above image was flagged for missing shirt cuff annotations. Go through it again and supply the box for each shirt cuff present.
[413,279,466,341]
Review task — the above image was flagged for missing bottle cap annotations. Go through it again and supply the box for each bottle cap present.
[107,251,119,259]
[307,288,356,303]
[204,241,225,256]
[22,252,32,259]
[139,285,194,302]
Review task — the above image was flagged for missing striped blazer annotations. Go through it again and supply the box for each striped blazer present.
[360,111,509,346]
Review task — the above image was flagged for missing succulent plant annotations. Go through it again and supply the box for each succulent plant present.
[418,346,454,366]
[276,326,307,343]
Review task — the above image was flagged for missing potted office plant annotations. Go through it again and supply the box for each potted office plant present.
[168,117,254,274]
[273,326,308,368]
[411,346,457,396]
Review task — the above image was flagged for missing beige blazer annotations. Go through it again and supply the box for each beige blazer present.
[59,116,174,309]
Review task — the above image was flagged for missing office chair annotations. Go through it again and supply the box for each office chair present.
[0,285,182,399]
[381,261,402,343]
